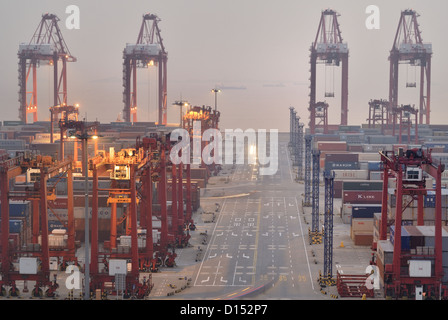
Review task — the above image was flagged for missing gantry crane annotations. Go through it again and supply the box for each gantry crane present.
[309,9,348,134]
[391,104,419,144]
[367,99,389,134]
[379,148,447,299]
[85,132,194,298]
[389,9,432,125]
[182,105,221,178]
[18,13,76,123]
[88,149,153,299]
[122,13,168,124]
[0,154,75,297]
[49,104,79,144]
[58,119,99,171]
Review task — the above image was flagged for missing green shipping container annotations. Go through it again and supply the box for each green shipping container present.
[343,181,383,191]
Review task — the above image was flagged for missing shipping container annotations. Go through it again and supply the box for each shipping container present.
[352,205,382,219]
[351,218,374,234]
[325,152,359,162]
[390,226,411,251]
[333,169,368,181]
[0,201,31,217]
[367,161,383,171]
[377,240,394,265]
[357,153,382,161]
[343,180,383,191]
[0,220,24,234]
[362,144,393,153]
[313,135,340,142]
[338,133,365,144]
[325,161,359,171]
[348,144,363,152]
[369,171,383,181]
[353,233,373,246]
[343,190,382,204]
[423,143,448,153]
[0,139,26,150]
[316,141,347,151]
[367,135,397,144]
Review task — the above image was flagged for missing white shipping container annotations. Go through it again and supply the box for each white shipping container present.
[334,170,369,180]
[408,260,431,277]
[369,171,383,181]
[362,144,393,153]
[357,153,381,161]
[377,240,394,265]
[152,217,162,229]
[152,230,161,243]
[19,257,38,274]
[48,234,66,248]
[109,259,127,276]
[35,133,61,141]
[119,235,132,247]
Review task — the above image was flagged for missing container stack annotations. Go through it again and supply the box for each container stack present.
[340,181,383,246]
[387,190,448,226]
[0,201,30,252]
[376,226,448,287]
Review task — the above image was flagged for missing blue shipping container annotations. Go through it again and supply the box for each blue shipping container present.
[367,161,383,171]
[424,194,436,208]
[48,220,67,232]
[390,226,411,251]
[352,205,382,219]
[0,201,30,217]
[0,219,23,234]
[423,143,448,153]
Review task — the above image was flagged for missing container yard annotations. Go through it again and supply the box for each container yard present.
[2,2,448,313]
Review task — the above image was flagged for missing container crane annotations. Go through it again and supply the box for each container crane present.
[18,13,76,123]
[309,9,349,134]
[367,99,389,134]
[122,13,168,124]
[389,9,432,125]
[182,105,221,178]
[379,147,448,299]
[0,155,74,297]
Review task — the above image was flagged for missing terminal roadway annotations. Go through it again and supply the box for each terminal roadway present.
[181,141,324,300]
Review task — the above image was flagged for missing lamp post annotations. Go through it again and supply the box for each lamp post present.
[173,100,189,128]
[69,129,98,300]
[211,89,221,112]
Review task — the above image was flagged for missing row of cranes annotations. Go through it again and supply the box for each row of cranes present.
[290,110,448,299]
[309,9,432,136]
[0,104,221,298]
[18,12,168,126]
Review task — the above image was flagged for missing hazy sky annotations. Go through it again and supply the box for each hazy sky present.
[1,0,447,131]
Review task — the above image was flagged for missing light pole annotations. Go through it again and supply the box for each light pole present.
[211,89,221,112]
[173,100,189,128]
[69,129,98,300]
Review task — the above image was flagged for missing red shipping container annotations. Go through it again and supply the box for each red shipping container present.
[50,198,68,209]
[317,142,347,152]
[343,190,383,204]
[325,152,358,162]
[348,145,363,152]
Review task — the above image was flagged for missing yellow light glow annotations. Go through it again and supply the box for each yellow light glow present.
[91,135,98,140]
